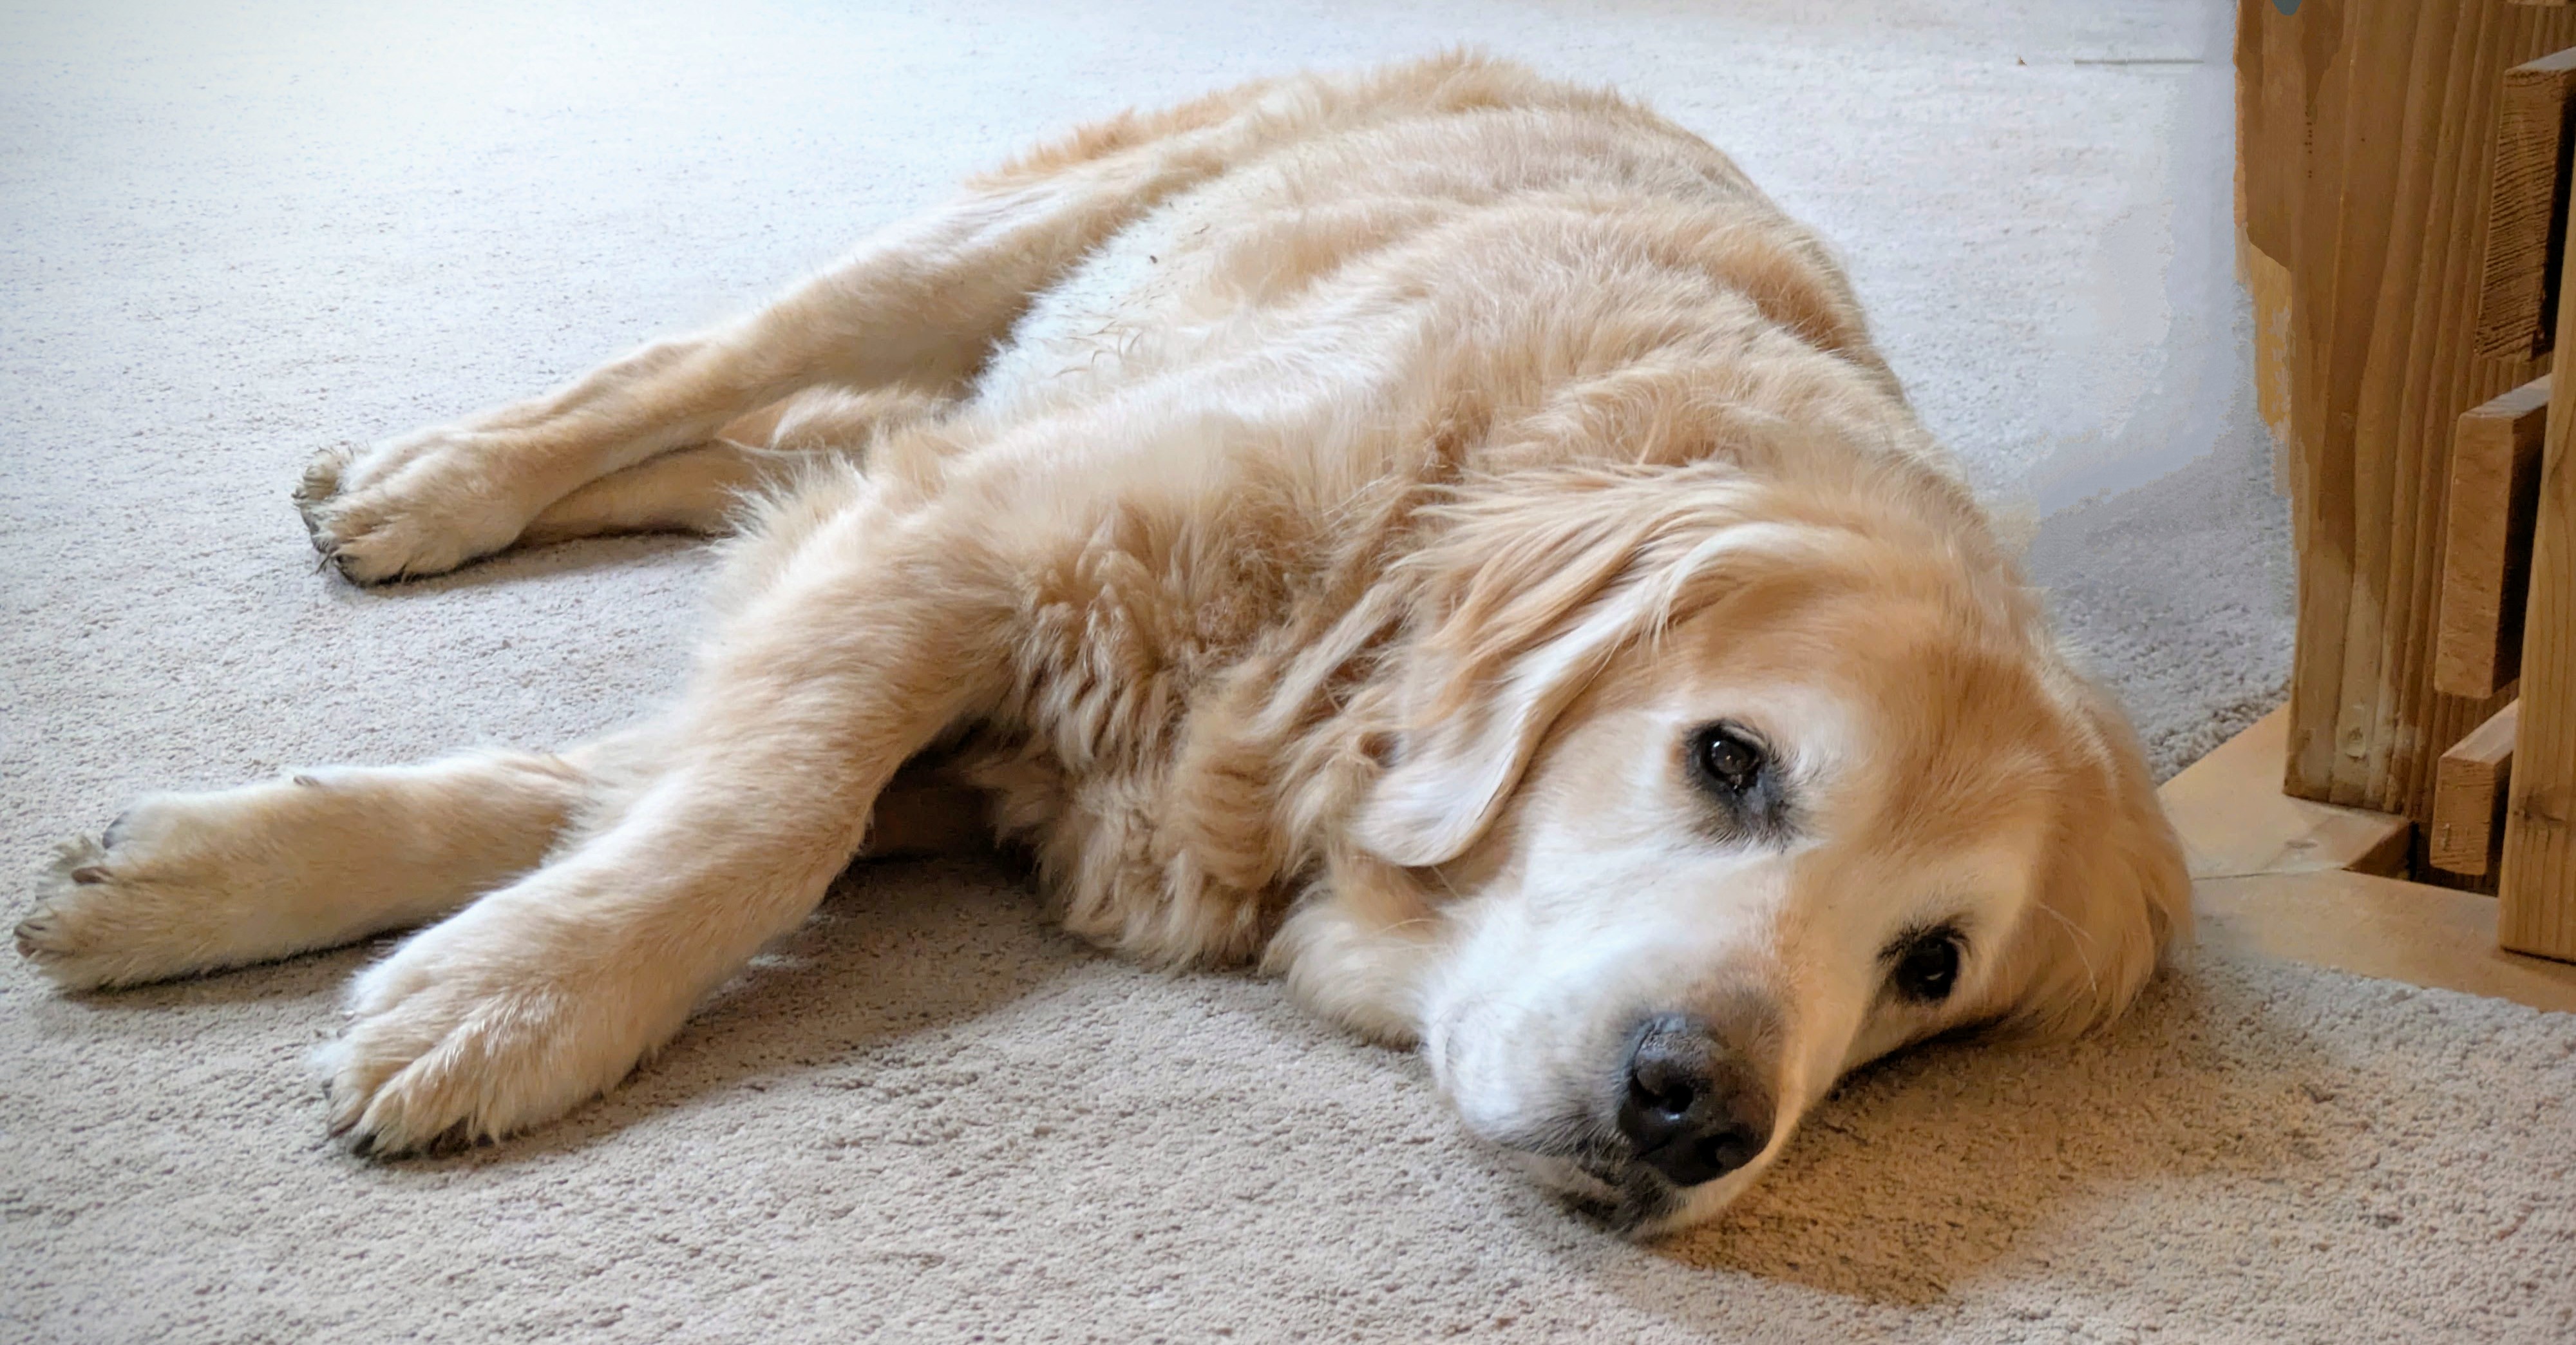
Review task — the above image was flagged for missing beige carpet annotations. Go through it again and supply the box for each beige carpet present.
[7,1,2570,1340]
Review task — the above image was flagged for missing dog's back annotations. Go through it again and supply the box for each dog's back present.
[970,54,1895,429]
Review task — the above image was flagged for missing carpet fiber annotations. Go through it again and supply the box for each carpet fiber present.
[6,1,2569,1341]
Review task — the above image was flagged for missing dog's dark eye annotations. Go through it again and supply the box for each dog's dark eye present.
[1687,722,1766,796]
[1678,721,1793,843]
[1888,928,1963,1004]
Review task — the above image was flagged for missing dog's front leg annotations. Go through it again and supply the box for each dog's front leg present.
[321,508,1015,1152]
[17,748,602,991]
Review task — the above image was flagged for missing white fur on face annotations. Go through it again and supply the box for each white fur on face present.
[1406,678,2047,1235]
[1419,844,1798,1232]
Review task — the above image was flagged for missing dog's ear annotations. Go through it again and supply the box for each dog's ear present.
[1978,668,2192,1037]
[1354,556,1661,868]
[1352,464,1786,868]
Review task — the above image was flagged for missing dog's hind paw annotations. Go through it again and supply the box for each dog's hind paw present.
[293,443,353,527]
[293,430,537,584]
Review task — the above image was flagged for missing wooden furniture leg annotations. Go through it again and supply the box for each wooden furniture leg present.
[2239,0,2571,834]
[2500,212,2576,957]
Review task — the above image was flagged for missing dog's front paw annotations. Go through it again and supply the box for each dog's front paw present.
[295,429,540,584]
[15,777,443,990]
[320,899,660,1154]
[18,792,301,990]
[16,837,149,991]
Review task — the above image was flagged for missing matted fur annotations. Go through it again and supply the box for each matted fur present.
[16,53,2186,1235]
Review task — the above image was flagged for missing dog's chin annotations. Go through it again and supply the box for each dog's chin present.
[1510,1150,1746,1239]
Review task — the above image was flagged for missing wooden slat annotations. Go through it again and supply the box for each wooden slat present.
[2195,871,2576,1005]
[2160,707,2412,881]
[2474,49,2576,359]
[2197,869,2576,1015]
[2284,0,2420,808]
[2436,377,2552,695]
[2248,243,2298,493]
[2261,0,2572,828]
[2235,1,2305,265]
[2235,1,2306,500]
[2501,216,2576,962]
[2430,700,2521,874]
[2384,10,2514,825]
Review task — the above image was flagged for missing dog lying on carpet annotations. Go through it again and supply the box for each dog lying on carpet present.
[15,53,2188,1235]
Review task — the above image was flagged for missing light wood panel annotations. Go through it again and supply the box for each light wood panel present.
[2430,700,2520,873]
[2500,212,2576,960]
[2435,376,2551,696]
[2197,870,2576,1015]
[2239,0,2571,834]
[2161,707,2411,880]
[2247,243,2297,494]
[2473,49,2576,359]
[2166,709,2576,1008]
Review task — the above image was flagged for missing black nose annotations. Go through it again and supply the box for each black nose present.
[1616,1013,1776,1187]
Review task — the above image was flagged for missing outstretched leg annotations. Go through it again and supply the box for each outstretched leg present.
[319,497,1019,1150]
[16,749,603,991]
[15,723,989,993]
[511,385,949,545]
[298,77,1298,583]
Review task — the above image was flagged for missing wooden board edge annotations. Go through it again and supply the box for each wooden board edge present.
[2161,708,2414,880]
[2429,700,2521,873]
[2196,869,2576,1015]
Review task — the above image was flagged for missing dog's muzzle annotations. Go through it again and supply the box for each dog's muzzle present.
[1488,1010,1783,1233]
[1613,1012,1775,1188]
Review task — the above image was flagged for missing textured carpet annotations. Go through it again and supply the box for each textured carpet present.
[8,1,2568,1341]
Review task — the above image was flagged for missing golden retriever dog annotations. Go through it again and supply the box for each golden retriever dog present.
[16,53,2187,1234]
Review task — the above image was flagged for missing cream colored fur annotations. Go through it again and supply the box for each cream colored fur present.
[15,54,2187,1235]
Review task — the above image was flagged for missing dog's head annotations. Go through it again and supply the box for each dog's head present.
[1276,461,2187,1235]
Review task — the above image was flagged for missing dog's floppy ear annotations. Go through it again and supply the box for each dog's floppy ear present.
[1353,464,1784,868]
[1354,555,1660,868]
[1980,668,2192,1036]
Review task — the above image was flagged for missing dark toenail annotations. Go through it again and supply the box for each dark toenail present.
[70,866,109,884]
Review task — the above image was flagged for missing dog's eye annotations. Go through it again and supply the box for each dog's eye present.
[1888,928,1962,1004]
[1687,722,1767,796]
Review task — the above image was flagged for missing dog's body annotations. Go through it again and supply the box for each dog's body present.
[17,55,2186,1234]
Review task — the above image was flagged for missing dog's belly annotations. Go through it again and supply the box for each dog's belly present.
[967,180,1220,420]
